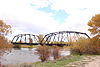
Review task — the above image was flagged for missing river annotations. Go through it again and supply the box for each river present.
[0,48,70,65]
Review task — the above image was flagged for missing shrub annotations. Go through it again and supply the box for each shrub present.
[0,20,12,66]
[0,36,12,56]
[13,45,21,49]
[70,38,93,55]
[70,37,100,55]
[52,45,61,60]
[35,45,50,62]
[89,37,100,54]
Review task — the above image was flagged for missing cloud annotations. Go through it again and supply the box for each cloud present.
[0,0,100,40]
[0,0,68,40]
[50,0,100,10]
[30,0,52,8]
[58,8,100,37]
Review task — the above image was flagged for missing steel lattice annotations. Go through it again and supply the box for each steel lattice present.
[11,31,90,46]
[42,31,90,46]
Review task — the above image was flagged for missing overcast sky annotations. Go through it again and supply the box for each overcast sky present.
[0,0,100,39]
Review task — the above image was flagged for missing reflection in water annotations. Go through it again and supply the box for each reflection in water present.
[0,48,70,66]
[0,46,12,66]
[0,48,40,65]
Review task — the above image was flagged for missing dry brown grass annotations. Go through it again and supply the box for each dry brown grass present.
[35,45,50,62]
[0,36,12,56]
[70,37,100,55]
[52,45,61,60]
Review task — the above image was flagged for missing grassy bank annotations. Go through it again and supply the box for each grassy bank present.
[31,55,84,67]
[5,55,85,67]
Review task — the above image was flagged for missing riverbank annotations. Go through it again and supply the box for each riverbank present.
[4,55,84,67]
[0,48,70,66]
[65,55,100,67]
[85,56,100,67]
[4,55,100,67]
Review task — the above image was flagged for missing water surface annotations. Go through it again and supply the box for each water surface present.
[0,48,70,65]
[0,48,40,65]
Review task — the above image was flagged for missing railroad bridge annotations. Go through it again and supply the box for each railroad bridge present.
[11,31,90,46]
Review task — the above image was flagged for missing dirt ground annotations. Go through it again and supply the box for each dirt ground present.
[85,57,100,67]
[65,56,100,67]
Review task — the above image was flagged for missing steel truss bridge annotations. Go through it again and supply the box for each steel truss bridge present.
[11,31,90,46]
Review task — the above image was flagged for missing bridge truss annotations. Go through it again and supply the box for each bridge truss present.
[42,31,90,46]
[11,34,39,45]
[11,31,90,46]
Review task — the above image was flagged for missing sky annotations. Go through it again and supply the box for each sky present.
[0,0,100,39]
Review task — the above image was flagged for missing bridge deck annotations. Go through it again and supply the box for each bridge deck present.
[12,42,67,47]
[12,42,39,45]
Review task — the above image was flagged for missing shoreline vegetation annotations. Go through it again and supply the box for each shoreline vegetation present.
[4,55,83,67]
[4,55,100,67]
[13,45,39,48]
